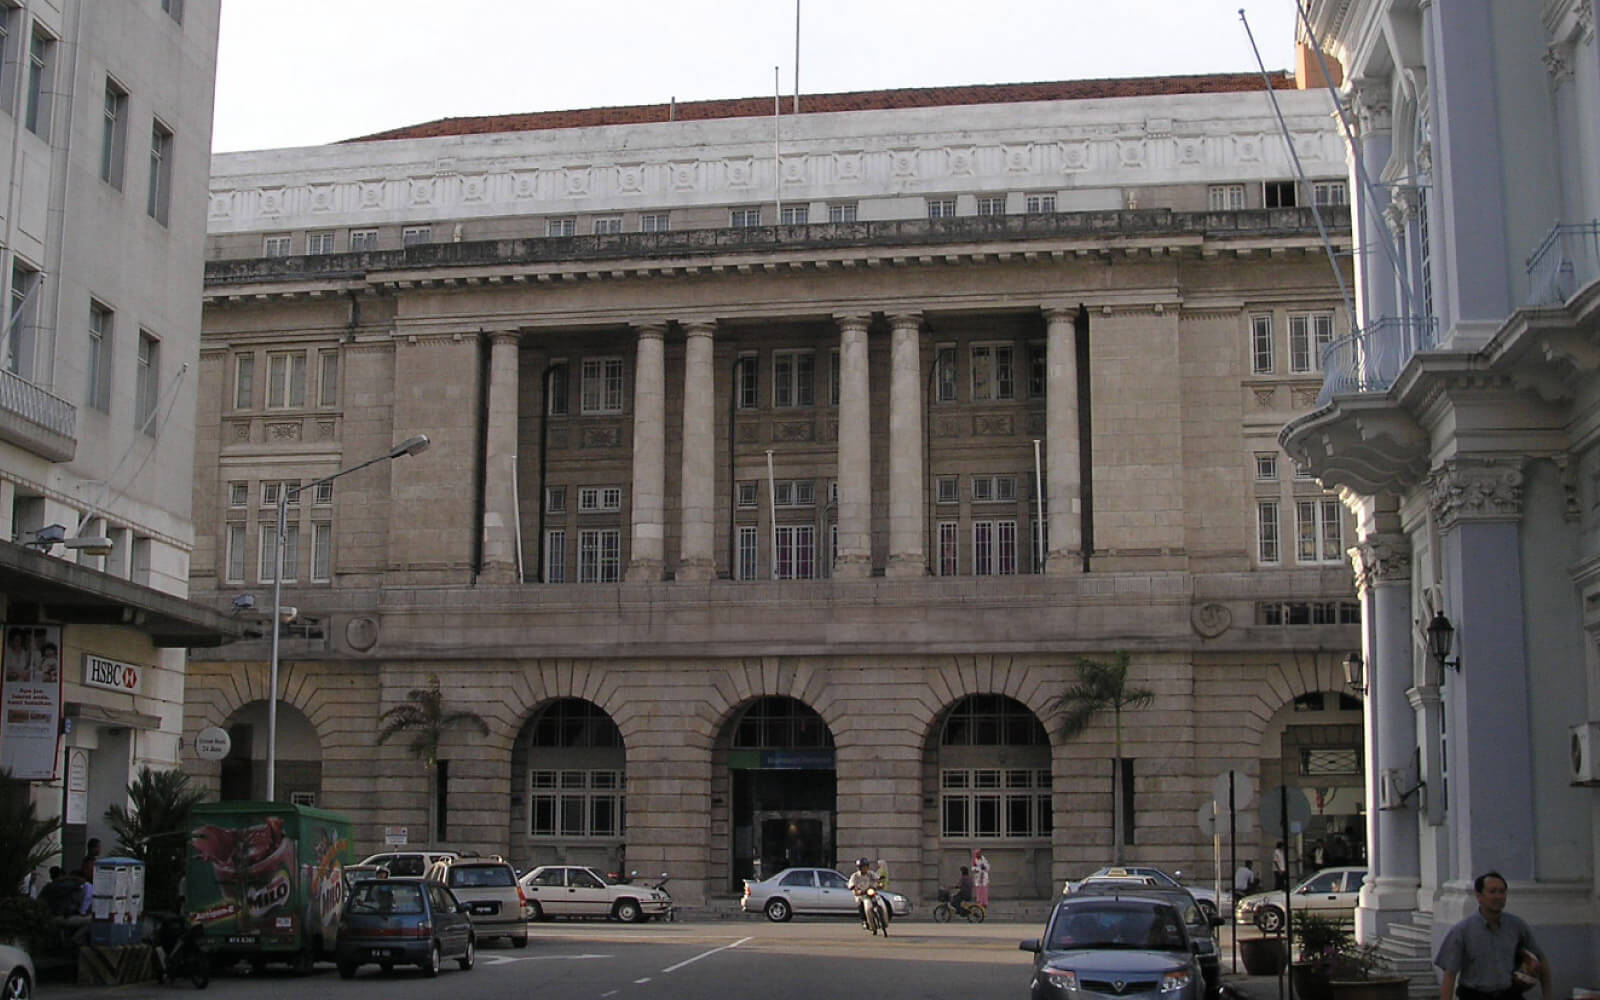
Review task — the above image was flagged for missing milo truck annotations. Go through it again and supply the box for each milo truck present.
[185,802,353,971]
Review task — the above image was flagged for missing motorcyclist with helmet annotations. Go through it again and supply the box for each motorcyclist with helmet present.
[849,857,890,931]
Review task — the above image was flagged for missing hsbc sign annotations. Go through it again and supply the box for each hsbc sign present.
[83,654,143,695]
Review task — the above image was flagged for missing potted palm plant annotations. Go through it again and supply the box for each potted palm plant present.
[1291,912,1409,1000]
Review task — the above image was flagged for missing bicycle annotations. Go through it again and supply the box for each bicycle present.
[931,889,986,923]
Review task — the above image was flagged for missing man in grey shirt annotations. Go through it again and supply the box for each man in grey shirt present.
[1435,871,1549,1000]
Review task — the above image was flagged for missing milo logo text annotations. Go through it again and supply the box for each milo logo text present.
[246,871,291,917]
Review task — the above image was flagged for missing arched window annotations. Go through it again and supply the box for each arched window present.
[732,696,833,749]
[938,695,1050,840]
[526,699,624,839]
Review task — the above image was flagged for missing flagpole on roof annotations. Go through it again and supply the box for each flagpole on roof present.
[794,0,801,115]
[774,66,782,225]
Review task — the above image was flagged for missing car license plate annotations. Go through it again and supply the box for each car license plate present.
[226,935,257,946]
[471,902,497,915]
[371,948,393,958]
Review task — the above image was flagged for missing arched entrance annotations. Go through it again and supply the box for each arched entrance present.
[715,696,836,891]
[511,698,626,874]
[219,701,321,803]
[1262,690,1367,877]
[924,694,1053,898]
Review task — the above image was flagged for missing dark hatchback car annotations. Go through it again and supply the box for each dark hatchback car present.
[1020,896,1203,1000]
[337,877,475,979]
[1069,883,1224,998]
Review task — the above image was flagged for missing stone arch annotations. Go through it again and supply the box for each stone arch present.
[509,697,627,873]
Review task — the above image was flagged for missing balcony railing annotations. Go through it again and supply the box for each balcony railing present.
[1316,316,1439,405]
[1526,221,1600,306]
[0,367,77,462]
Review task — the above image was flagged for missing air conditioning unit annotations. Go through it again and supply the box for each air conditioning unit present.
[1570,722,1600,786]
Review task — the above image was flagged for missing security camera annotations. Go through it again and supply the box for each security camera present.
[27,524,67,550]
[231,594,257,612]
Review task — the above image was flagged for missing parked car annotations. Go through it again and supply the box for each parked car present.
[1069,882,1224,998]
[1020,895,1203,1000]
[740,867,912,922]
[336,877,475,979]
[0,941,34,1000]
[425,858,528,947]
[1234,866,1367,933]
[1064,866,1227,921]
[518,865,672,922]
[357,850,462,878]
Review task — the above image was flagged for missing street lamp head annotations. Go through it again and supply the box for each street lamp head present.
[1426,611,1460,673]
[1341,651,1365,692]
[390,434,431,459]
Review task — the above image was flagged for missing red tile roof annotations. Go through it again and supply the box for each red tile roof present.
[347,72,1294,143]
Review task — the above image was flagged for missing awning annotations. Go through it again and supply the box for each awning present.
[0,541,247,648]
[65,701,163,731]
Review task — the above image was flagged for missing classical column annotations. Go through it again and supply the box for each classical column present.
[626,322,667,582]
[834,314,873,578]
[480,330,522,583]
[1043,306,1082,573]
[1349,514,1420,941]
[1348,79,1397,326]
[677,320,717,581]
[1427,458,1534,883]
[886,312,925,577]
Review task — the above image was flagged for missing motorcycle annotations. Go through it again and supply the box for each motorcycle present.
[153,913,210,989]
[858,887,890,936]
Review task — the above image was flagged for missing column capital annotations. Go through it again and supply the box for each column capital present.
[1350,77,1393,135]
[1042,305,1078,325]
[886,311,923,331]
[1427,457,1525,530]
[682,319,717,338]
[487,329,521,346]
[834,313,871,335]
[629,321,669,340]
[1350,533,1412,592]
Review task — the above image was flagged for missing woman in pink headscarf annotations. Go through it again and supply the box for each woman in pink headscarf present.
[972,849,991,908]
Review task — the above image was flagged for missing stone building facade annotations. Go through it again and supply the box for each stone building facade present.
[186,75,1362,905]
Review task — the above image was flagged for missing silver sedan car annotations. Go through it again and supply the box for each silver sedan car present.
[741,867,911,922]
[0,942,33,1000]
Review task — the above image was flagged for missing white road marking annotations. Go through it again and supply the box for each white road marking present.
[479,952,613,964]
[634,977,651,984]
[660,935,751,973]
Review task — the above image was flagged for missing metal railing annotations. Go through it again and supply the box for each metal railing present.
[0,367,77,439]
[1526,221,1600,306]
[1316,316,1439,405]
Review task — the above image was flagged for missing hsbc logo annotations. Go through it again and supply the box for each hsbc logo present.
[83,654,143,694]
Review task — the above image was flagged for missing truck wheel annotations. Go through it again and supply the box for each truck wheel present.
[337,960,356,980]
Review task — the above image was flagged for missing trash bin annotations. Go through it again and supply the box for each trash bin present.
[88,857,145,946]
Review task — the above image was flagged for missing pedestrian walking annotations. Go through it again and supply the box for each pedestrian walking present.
[972,848,990,908]
[1272,841,1288,891]
[1435,871,1550,1000]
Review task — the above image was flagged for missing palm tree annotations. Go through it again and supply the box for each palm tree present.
[0,767,60,898]
[105,766,207,911]
[376,675,488,843]
[1056,652,1155,864]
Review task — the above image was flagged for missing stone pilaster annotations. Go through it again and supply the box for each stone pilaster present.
[677,321,717,581]
[480,331,522,583]
[885,312,925,578]
[834,314,873,578]
[1043,306,1082,573]
[626,323,667,582]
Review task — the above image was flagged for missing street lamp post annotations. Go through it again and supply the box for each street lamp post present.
[266,434,430,801]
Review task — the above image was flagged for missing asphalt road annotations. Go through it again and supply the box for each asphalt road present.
[41,918,1042,1000]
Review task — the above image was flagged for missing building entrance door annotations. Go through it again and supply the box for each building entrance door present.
[754,811,831,874]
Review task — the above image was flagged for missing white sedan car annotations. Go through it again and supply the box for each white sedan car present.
[1,941,34,1000]
[1234,866,1367,932]
[518,865,672,922]
[741,867,911,922]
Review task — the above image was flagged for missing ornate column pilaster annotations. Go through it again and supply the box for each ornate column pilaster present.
[1347,79,1398,325]
[480,330,522,583]
[677,320,717,581]
[834,314,873,578]
[886,312,925,578]
[1348,529,1421,939]
[626,322,668,582]
[1043,306,1082,573]
[1426,457,1535,886]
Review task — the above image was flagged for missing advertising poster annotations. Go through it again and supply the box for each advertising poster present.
[0,624,63,780]
[188,814,300,939]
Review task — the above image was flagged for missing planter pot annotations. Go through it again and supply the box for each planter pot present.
[1330,978,1410,1000]
[1239,937,1287,976]
[1292,965,1334,1000]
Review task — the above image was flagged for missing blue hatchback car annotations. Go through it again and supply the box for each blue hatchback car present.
[1020,896,1203,1000]
[336,877,476,979]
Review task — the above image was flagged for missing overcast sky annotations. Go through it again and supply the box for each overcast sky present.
[211,1,1304,154]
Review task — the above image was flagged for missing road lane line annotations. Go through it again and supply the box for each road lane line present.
[634,977,651,984]
[660,935,751,974]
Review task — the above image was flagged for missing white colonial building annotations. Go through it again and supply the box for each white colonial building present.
[1282,0,1600,990]
[0,0,239,876]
